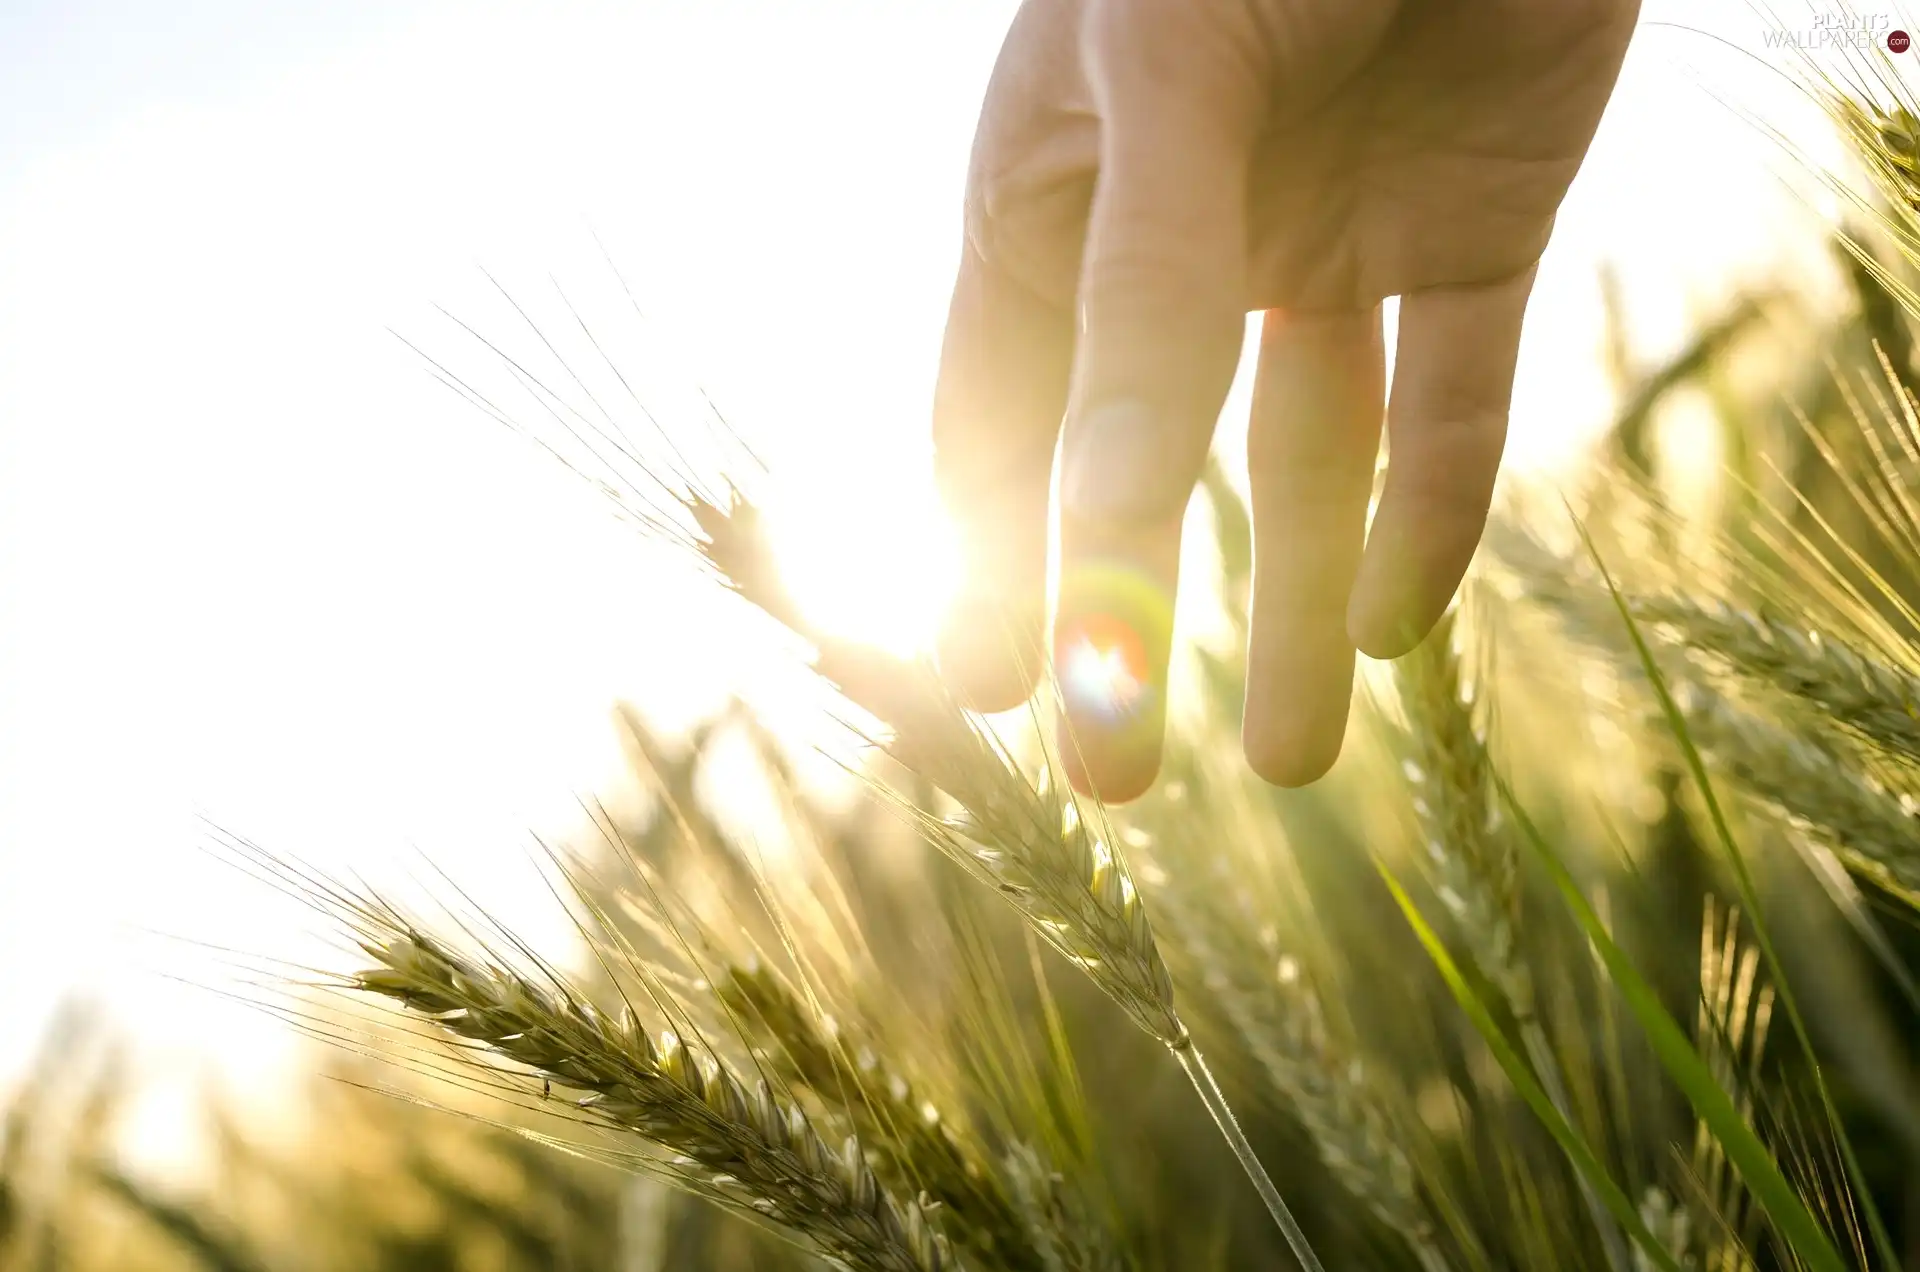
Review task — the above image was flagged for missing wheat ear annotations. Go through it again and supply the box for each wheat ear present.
[1395,614,1534,1019]
[687,487,1325,1271]
[1630,594,1920,764]
[354,930,954,1272]
[690,490,1180,1046]
[1165,891,1447,1271]
[1001,1143,1127,1272]
[1488,526,1920,895]
[1488,522,1920,764]
[1395,610,1634,1272]
[1672,684,1920,896]
[1631,1187,1698,1272]
[719,959,1041,1272]
[1688,896,1773,1271]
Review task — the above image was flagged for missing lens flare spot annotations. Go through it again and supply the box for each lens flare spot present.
[1058,613,1152,722]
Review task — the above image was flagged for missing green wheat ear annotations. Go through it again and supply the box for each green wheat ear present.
[1394,606,1634,1272]
[718,956,1042,1272]
[355,929,955,1272]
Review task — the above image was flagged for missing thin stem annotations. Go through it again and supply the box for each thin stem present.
[1172,1037,1327,1272]
[1520,1018,1634,1272]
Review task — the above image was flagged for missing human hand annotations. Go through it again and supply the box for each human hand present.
[931,0,1638,800]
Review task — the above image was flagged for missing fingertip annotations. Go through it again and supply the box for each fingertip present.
[1352,271,1531,662]
[1347,603,1438,662]
[1345,523,1468,660]
[1051,523,1179,807]
[935,591,1045,714]
[1243,726,1343,790]
[1059,721,1162,805]
[942,661,1040,716]
[1241,647,1355,788]
[1043,510,1187,805]
[1240,304,1380,792]
[1242,682,1353,788]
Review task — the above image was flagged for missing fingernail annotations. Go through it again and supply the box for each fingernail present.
[1062,400,1165,521]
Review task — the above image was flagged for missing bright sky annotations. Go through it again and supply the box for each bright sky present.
[0,0,1893,1127]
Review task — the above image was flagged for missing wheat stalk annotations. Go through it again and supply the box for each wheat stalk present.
[352,928,955,1272]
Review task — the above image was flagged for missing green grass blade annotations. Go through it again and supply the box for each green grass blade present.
[1375,866,1686,1272]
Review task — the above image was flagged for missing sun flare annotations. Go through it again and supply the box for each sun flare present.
[1064,636,1139,710]
[1057,613,1153,722]
[763,481,962,658]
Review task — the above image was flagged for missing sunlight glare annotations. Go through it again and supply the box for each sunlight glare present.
[763,481,961,658]
[1063,636,1146,716]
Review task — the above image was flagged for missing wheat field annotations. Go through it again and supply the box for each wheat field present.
[12,60,1920,1272]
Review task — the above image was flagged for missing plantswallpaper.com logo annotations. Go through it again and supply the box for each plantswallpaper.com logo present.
[1764,13,1910,49]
